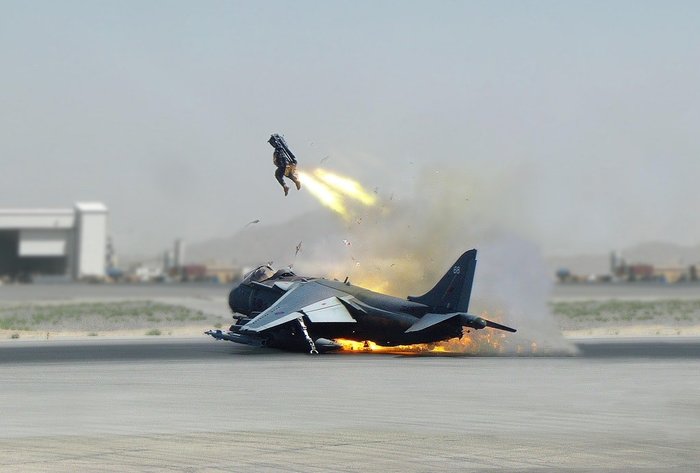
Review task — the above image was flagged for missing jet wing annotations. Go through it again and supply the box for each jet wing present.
[303,297,357,323]
[241,281,357,333]
[404,313,456,333]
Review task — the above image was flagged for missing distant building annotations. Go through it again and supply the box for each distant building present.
[174,239,185,269]
[163,249,173,272]
[556,268,571,283]
[0,202,108,281]
[609,251,618,274]
[181,264,207,281]
[610,250,627,279]
[627,264,654,281]
[131,265,163,282]
[654,266,688,284]
[205,265,239,284]
[106,236,117,270]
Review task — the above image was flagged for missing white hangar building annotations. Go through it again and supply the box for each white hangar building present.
[0,202,108,280]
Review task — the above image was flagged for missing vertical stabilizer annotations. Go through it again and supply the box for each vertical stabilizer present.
[407,250,477,314]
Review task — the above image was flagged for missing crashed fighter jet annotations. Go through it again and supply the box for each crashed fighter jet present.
[206,249,516,353]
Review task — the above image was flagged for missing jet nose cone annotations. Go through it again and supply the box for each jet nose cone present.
[228,283,244,313]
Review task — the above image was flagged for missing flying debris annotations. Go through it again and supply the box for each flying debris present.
[206,249,516,353]
[295,241,303,257]
[342,239,351,246]
[244,219,260,228]
[320,155,330,163]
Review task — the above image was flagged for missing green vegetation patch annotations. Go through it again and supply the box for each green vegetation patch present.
[0,301,222,332]
[550,299,700,330]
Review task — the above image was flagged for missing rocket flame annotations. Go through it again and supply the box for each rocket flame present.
[298,168,376,220]
[298,171,348,218]
[313,169,377,206]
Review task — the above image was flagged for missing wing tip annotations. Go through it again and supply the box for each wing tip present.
[484,319,517,333]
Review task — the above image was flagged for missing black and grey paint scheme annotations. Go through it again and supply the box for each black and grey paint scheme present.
[206,249,516,353]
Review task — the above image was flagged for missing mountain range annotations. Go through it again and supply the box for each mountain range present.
[186,212,700,277]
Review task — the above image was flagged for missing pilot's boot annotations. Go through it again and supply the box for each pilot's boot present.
[289,173,301,190]
[283,185,289,196]
[286,165,302,190]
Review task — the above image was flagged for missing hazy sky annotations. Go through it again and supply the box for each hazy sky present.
[1,1,699,257]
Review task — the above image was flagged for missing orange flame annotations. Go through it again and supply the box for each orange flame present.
[335,312,513,355]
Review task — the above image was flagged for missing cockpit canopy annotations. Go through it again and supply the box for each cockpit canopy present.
[242,265,275,284]
[241,265,296,284]
[272,268,296,279]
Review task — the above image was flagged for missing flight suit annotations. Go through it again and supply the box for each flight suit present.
[273,148,301,195]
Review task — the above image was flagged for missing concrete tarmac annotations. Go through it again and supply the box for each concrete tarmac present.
[1,338,698,472]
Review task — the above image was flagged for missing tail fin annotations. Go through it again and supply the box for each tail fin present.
[407,249,477,314]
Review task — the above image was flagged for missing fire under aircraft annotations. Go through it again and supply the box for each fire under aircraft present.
[206,249,516,353]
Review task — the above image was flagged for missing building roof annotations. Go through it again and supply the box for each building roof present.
[0,203,107,229]
[0,208,73,216]
[75,202,108,213]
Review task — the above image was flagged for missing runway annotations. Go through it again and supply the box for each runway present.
[1,338,698,472]
[2,336,700,363]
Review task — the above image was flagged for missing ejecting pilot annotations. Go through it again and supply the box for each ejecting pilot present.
[269,134,301,196]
